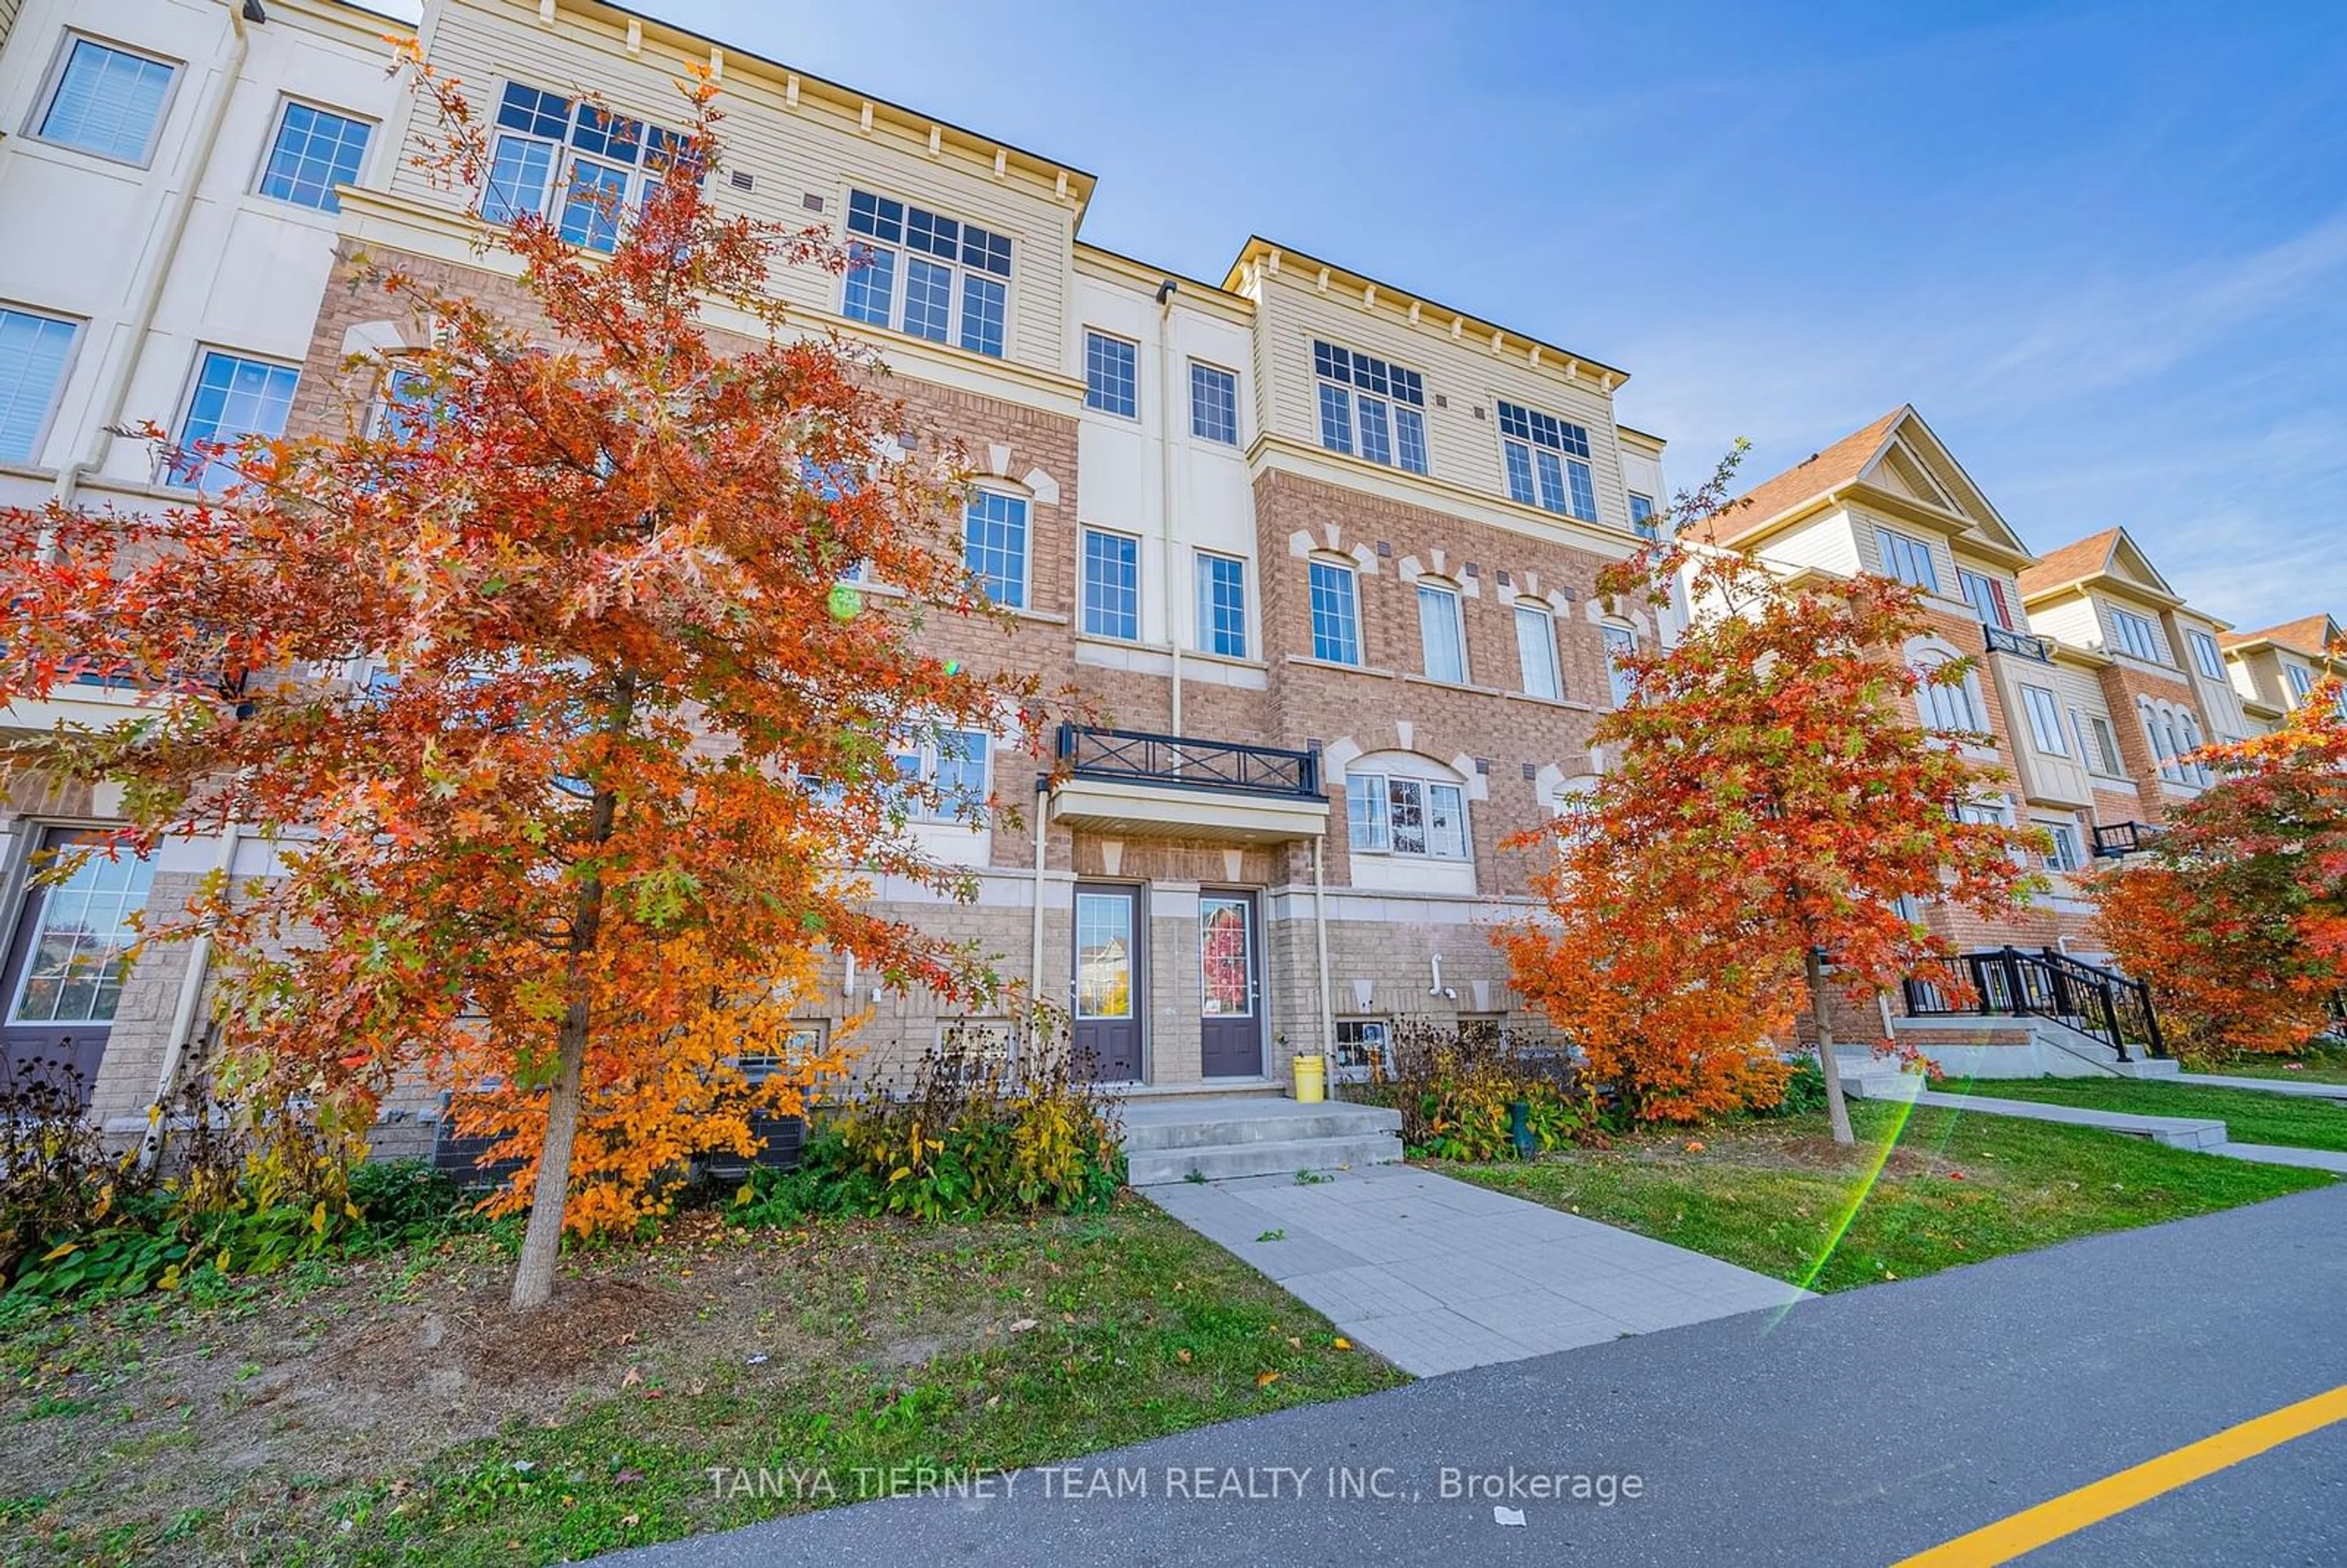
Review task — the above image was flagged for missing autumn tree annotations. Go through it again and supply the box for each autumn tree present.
[1502,447,2046,1142]
[2091,657,2347,1061]
[0,57,1044,1309]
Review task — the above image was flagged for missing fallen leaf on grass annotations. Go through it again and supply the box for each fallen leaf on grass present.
[1176,1349,1192,1364]
[1332,1337,1353,1352]
[1256,1371,1280,1388]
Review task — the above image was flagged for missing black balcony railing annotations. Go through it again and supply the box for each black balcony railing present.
[1056,722,1322,800]
[2092,821,2164,859]
[1903,946,2166,1061]
[1983,623,2054,662]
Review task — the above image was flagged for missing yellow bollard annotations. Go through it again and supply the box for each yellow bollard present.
[1291,1052,1326,1104]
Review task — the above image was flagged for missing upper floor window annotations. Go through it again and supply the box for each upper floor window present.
[2019,684,2068,755]
[2285,664,2315,707]
[1346,770,1468,860]
[1916,653,1980,734]
[962,490,1029,608]
[169,350,299,494]
[35,37,177,166]
[1313,342,1427,475]
[2187,629,2226,682]
[1307,559,1361,665]
[1628,492,1659,541]
[1515,603,1561,701]
[482,84,688,254]
[1602,624,1638,708]
[891,728,990,824]
[2040,820,2086,874]
[2075,708,2125,777]
[841,189,1012,356]
[1497,401,1598,522]
[1416,582,1466,684]
[1877,528,1941,593]
[1080,527,1138,640]
[2108,606,2169,665]
[1189,362,1238,445]
[1196,551,1247,658]
[1084,331,1137,417]
[1958,568,2013,630]
[0,307,79,466]
[258,101,373,213]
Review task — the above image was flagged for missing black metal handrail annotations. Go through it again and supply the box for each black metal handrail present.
[1056,722,1323,800]
[2092,821,2164,859]
[1903,946,2166,1061]
[1983,623,2054,662]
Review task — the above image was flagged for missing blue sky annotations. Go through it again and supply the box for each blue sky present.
[663,1,2346,632]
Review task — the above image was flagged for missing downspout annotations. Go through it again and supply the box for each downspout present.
[1311,835,1334,1066]
[1155,279,1183,740]
[1029,779,1049,1060]
[139,819,241,1167]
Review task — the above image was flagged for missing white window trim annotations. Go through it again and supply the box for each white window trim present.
[1876,527,1942,593]
[1079,524,1142,642]
[1416,579,1468,685]
[2187,629,2227,683]
[26,32,182,169]
[163,345,303,494]
[1083,329,1140,419]
[1345,769,1471,862]
[1601,622,1639,709]
[2107,604,2170,666]
[1515,600,1562,700]
[2019,683,2068,756]
[962,485,1032,610]
[250,95,378,213]
[0,303,84,469]
[1307,554,1363,667]
[1187,359,1241,446]
[1194,549,1249,659]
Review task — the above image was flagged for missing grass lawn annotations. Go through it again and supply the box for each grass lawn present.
[0,1198,1401,1567]
[1954,1075,2347,1152]
[1438,1099,2333,1293]
[2185,1040,2347,1086]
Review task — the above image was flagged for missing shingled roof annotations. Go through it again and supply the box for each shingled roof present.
[2015,528,2123,599]
[2222,614,2341,655]
[1705,407,1909,544]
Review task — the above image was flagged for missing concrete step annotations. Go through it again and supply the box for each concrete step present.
[1117,1098,1401,1153]
[2111,1058,2183,1079]
[1126,1132,1405,1186]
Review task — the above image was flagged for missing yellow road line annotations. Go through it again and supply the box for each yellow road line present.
[1895,1382,2347,1566]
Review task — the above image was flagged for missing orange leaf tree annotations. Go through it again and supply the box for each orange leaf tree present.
[0,59,1043,1309]
[1502,447,2046,1141]
[2090,658,2347,1061]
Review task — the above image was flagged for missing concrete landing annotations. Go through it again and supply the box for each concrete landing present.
[1118,1096,1402,1185]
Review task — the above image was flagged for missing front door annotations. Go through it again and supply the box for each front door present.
[1071,884,1144,1081]
[1198,890,1263,1078]
[2,828,154,1106]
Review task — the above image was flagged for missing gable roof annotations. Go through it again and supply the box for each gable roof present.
[1705,405,2030,560]
[1707,408,1908,544]
[2222,613,2343,656]
[2015,525,2180,605]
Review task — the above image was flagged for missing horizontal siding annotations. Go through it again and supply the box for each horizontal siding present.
[2026,596,2103,653]
[1762,511,1864,578]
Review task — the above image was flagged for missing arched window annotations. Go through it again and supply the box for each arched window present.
[1917,652,1980,733]
[1515,599,1562,700]
[1551,775,1601,845]
[1416,577,1467,684]
[1601,623,1639,708]
[1345,752,1469,861]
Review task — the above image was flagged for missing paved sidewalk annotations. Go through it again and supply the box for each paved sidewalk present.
[1144,1165,1806,1376]
[2176,1072,2347,1102]
[2213,1140,2347,1172]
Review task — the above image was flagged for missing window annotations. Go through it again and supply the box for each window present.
[1080,527,1139,640]
[1189,362,1238,445]
[2286,664,2315,706]
[0,307,78,465]
[1496,401,1599,522]
[1552,778,1601,843]
[1876,528,1941,593]
[481,83,686,254]
[1084,331,1137,417]
[1307,559,1360,665]
[170,351,299,493]
[2075,710,2125,777]
[1916,653,1980,733]
[2040,821,2086,874]
[1196,551,1247,658]
[1312,340,1427,475]
[1958,568,2013,630]
[2108,606,2169,664]
[1332,1019,1391,1079]
[1346,773,1468,859]
[2020,684,2068,755]
[2187,629,2226,682]
[1602,624,1638,708]
[839,188,1013,356]
[9,846,155,1026]
[257,101,372,212]
[1416,582,1466,684]
[962,490,1028,608]
[35,37,177,165]
[1515,604,1561,700]
[1628,492,1659,541]
[889,728,990,823]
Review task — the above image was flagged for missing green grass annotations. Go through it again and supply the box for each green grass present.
[1439,1099,2332,1293]
[1956,1075,2347,1152]
[2,1200,1402,1567]
[2185,1039,2347,1086]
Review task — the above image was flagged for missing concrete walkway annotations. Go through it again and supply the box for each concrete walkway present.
[1144,1164,1806,1376]
[2176,1072,2347,1102]
[1892,1086,2347,1174]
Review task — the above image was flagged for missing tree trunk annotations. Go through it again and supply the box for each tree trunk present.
[1806,945,1856,1146]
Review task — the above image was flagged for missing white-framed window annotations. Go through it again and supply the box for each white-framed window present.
[1346,771,1469,860]
[2039,820,2086,874]
[1958,568,2013,629]
[1515,602,1562,700]
[1332,1018,1392,1079]
[31,35,179,166]
[1877,527,1941,593]
[169,350,299,494]
[1189,361,1238,445]
[482,82,687,254]
[1602,623,1638,708]
[962,489,1029,608]
[1083,330,1137,417]
[1307,559,1361,665]
[1497,400,1599,521]
[1080,527,1139,640]
[840,188,1012,356]
[2020,684,2068,755]
[889,728,991,823]
[1196,551,1247,658]
[1916,651,1980,733]
[2285,664,2315,706]
[2139,700,2211,786]
[2108,606,2169,664]
[1313,340,1428,474]
[1956,797,2013,829]
[9,845,155,1026]
[2187,629,2226,682]
[1416,581,1467,684]
[738,1021,828,1083]
[0,306,80,466]
[2074,709,2125,777]
[1552,775,1601,843]
[1628,491,1659,541]
[257,99,373,213]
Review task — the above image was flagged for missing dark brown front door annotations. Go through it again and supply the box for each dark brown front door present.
[1199,890,1263,1079]
[2,828,154,1107]
[1071,884,1144,1082]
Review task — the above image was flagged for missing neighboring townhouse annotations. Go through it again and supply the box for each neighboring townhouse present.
[4,0,1678,1132]
[0,0,417,1125]
[2222,614,2346,731]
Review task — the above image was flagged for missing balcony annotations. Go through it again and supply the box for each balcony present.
[1983,623,2054,662]
[2092,821,2164,859]
[1048,723,1331,843]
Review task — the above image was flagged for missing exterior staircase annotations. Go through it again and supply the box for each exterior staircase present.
[1118,1096,1403,1185]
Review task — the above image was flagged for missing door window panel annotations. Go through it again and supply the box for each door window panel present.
[1074,893,1133,1019]
[1199,897,1252,1017]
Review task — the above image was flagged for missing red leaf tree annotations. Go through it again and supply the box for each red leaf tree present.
[1501,447,2047,1141]
[0,57,1045,1308]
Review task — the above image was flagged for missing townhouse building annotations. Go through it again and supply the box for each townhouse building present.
[2223,614,2346,730]
[1,0,1681,1130]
